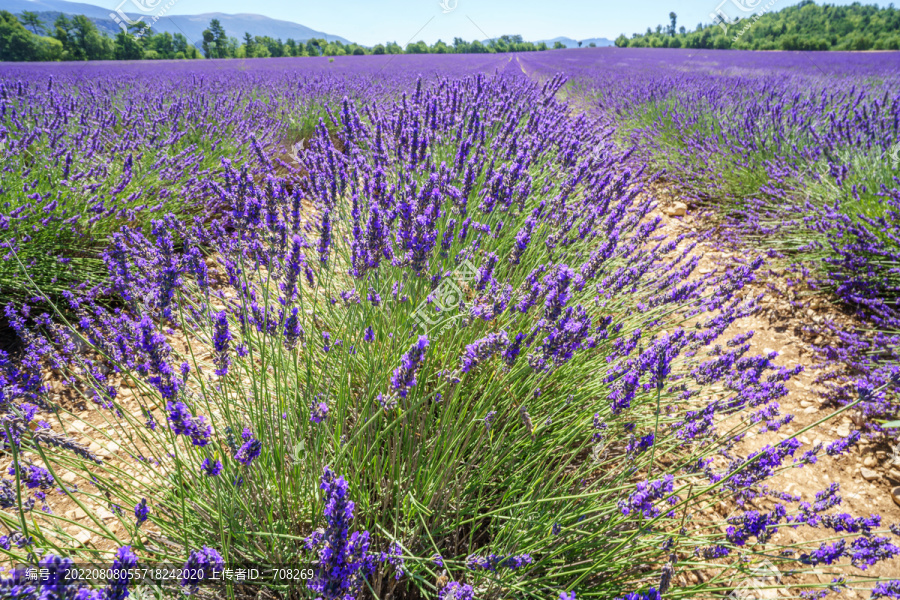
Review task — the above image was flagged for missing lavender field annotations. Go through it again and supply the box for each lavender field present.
[1,48,899,600]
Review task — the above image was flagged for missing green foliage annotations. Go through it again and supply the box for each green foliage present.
[201,18,230,58]
[618,0,900,51]
[0,10,44,61]
[4,10,567,62]
[18,10,44,35]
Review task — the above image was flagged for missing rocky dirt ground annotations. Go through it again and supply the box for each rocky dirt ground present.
[657,195,900,597]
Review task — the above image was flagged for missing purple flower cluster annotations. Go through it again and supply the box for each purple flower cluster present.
[439,581,475,600]
[134,498,149,527]
[465,553,533,572]
[212,311,232,377]
[391,335,429,398]
[167,401,212,447]
[307,468,375,599]
[8,463,54,490]
[618,475,678,519]
[181,546,225,595]
[234,433,262,466]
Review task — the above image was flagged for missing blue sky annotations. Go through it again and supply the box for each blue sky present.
[101,0,884,46]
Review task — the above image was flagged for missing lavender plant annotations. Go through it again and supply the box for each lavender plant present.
[0,58,899,599]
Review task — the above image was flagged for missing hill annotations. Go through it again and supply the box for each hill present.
[615,0,900,50]
[1,0,351,44]
[538,36,615,48]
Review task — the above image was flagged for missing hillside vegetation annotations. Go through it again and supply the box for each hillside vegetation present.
[615,0,900,50]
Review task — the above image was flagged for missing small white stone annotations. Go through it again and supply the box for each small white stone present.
[665,202,687,217]
[72,530,92,547]
[64,507,87,520]
[860,467,879,481]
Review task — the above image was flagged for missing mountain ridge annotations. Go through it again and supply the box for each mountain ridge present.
[0,0,352,44]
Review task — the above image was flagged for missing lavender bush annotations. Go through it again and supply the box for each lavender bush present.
[0,55,899,599]
[519,48,900,433]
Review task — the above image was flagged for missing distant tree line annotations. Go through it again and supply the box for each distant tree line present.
[0,13,563,62]
[0,11,201,60]
[196,25,557,58]
[614,1,900,51]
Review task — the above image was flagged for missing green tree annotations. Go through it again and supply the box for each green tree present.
[19,11,44,35]
[373,44,385,54]
[0,10,42,61]
[669,12,677,35]
[173,32,189,55]
[201,18,228,58]
[114,30,143,60]
[35,35,63,60]
[57,15,112,60]
[617,2,900,51]
[305,38,322,56]
[469,39,488,53]
[405,40,430,54]
[553,41,566,49]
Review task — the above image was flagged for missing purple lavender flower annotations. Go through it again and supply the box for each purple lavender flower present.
[849,535,900,570]
[615,589,661,600]
[318,209,333,265]
[826,431,861,456]
[872,581,900,598]
[800,540,846,566]
[626,432,655,457]
[134,498,149,527]
[391,335,429,398]
[201,458,222,477]
[235,436,262,466]
[181,546,224,595]
[166,401,212,447]
[8,463,54,490]
[311,401,329,424]
[106,545,138,600]
[212,310,231,376]
[465,553,532,572]
[383,542,405,580]
[484,411,497,431]
[461,331,509,373]
[307,467,375,599]
[439,581,475,600]
[618,475,678,519]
